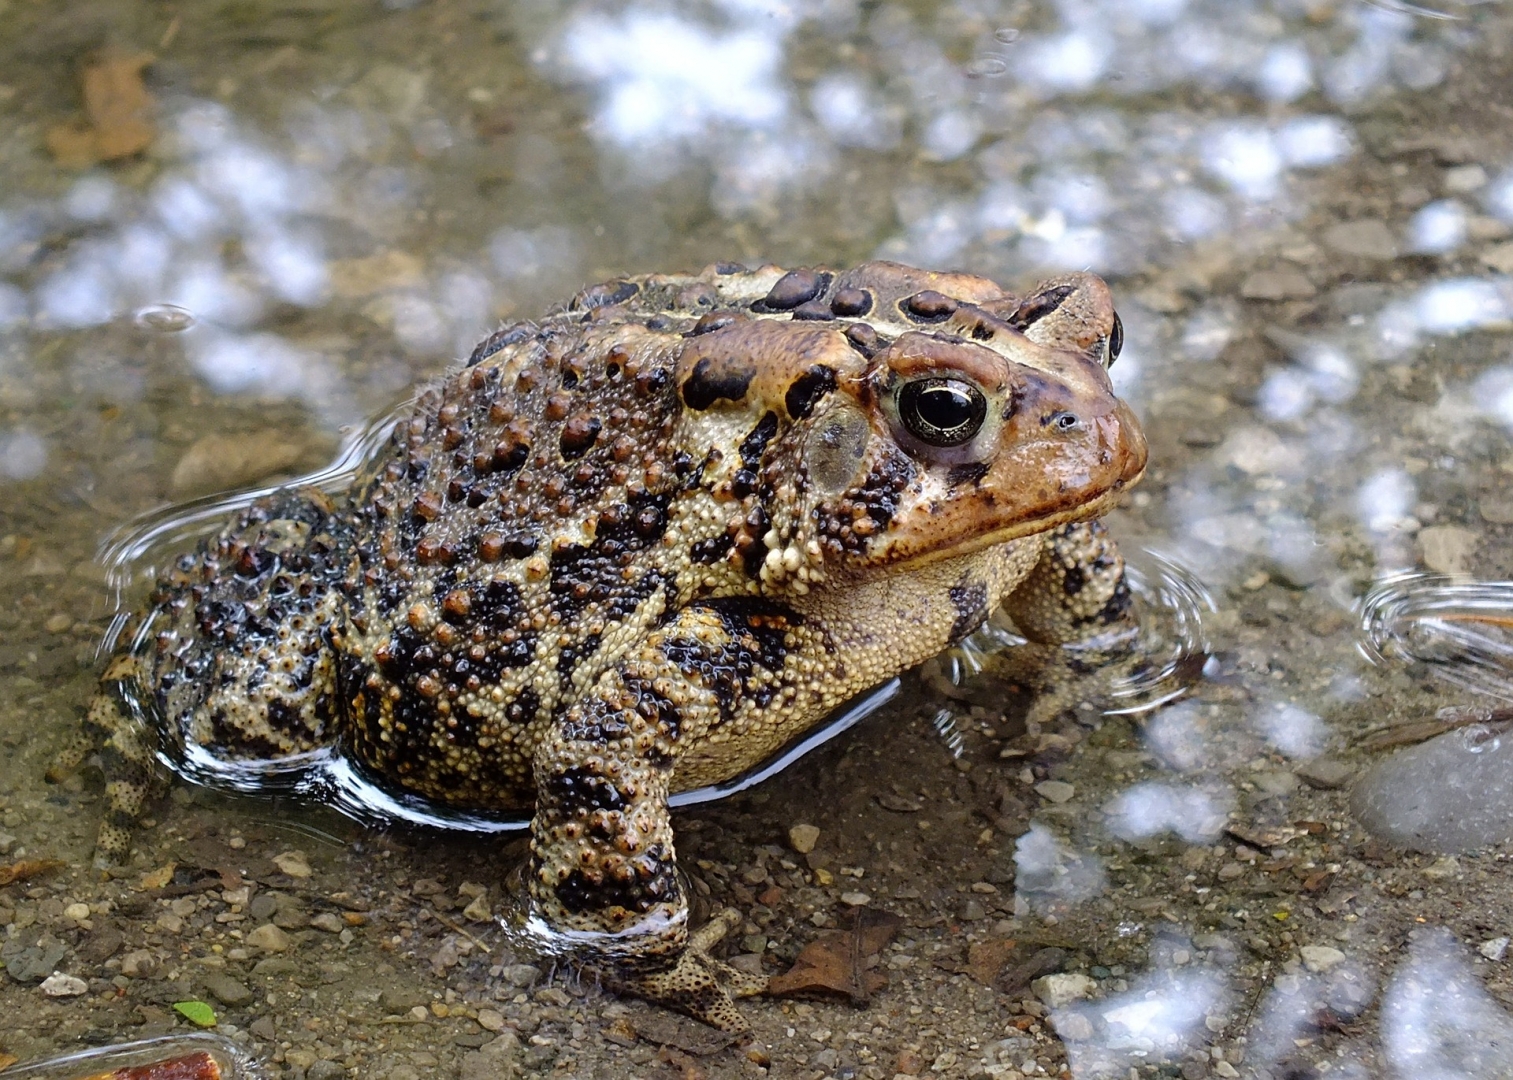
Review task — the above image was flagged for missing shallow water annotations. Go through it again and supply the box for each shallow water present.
[4,1,1513,1077]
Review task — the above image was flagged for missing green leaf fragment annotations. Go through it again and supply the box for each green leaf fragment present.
[173,999,218,1027]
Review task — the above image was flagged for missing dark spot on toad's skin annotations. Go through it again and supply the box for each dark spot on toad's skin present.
[946,461,990,489]
[571,279,640,311]
[738,411,779,471]
[948,580,989,643]
[467,322,534,366]
[755,268,830,311]
[1008,284,1076,330]
[784,364,837,420]
[681,356,756,410]
[902,290,958,322]
[830,287,872,317]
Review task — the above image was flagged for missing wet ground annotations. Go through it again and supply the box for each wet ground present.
[4,0,1513,1077]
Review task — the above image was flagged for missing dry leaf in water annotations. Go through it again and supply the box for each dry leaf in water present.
[45,49,156,167]
[767,909,902,1002]
[0,858,64,885]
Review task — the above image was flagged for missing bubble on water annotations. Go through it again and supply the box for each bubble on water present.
[965,55,1008,78]
[0,429,46,481]
[1253,701,1324,759]
[1458,724,1501,755]
[1105,781,1232,843]
[133,304,196,332]
[1256,42,1314,102]
[1407,199,1468,255]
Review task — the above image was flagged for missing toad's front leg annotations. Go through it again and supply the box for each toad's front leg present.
[528,605,773,1032]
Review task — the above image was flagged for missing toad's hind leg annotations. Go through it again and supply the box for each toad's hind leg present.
[528,602,796,1032]
[48,656,168,867]
[997,519,1140,726]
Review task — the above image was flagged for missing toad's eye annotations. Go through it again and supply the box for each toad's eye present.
[1106,311,1124,366]
[896,377,987,448]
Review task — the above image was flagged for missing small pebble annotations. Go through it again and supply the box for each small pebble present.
[1295,757,1354,790]
[246,923,293,952]
[63,902,90,921]
[839,891,871,906]
[1300,945,1346,973]
[40,972,88,997]
[789,823,820,854]
[1031,972,1097,1009]
[477,1008,505,1032]
[273,851,312,878]
[1034,780,1075,804]
[1480,937,1509,961]
[309,912,344,934]
[44,614,73,634]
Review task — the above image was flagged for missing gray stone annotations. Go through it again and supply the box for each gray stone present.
[498,963,541,989]
[202,971,255,1007]
[307,1061,347,1080]
[379,985,429,1013]
[1353,728,1513,853]
[1322,220,1399,260]
[1240,270,1317,301]
[5,939,68,983]
[1295,757,1355,790]
[458,1033,524,1078]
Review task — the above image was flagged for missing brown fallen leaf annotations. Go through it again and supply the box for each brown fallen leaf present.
[1225,824,1310,850]
[1359,706,1513,752]
[45,48,156,168]
[966,937,1019,986]
[0,858,64,886]
[0,1052,18,1070]
[767,909,902,1003]
[137,862,177,891]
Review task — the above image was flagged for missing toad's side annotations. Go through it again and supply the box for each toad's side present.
[53,261,1147,1031]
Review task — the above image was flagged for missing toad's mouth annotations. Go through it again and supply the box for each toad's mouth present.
[883,464,1147,572]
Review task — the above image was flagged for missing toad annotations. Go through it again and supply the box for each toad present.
[54,261,1146,1030]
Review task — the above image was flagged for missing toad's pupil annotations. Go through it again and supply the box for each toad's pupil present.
[898,378,986,447]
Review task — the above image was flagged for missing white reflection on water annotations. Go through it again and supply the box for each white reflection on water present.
[1012,822,1105,913]
[1407,198,1469,255]
[1382,927,1513,1079]
[1054,964,1228,1078]
[0,429,47,481]
[1251,700,1325,758]
[1104,780,1232,843]
[560,10,788,147]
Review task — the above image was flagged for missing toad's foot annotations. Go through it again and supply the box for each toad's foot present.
[616,910,768,1033]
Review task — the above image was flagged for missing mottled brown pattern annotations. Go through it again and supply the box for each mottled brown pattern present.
[59,260,1146,1032]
